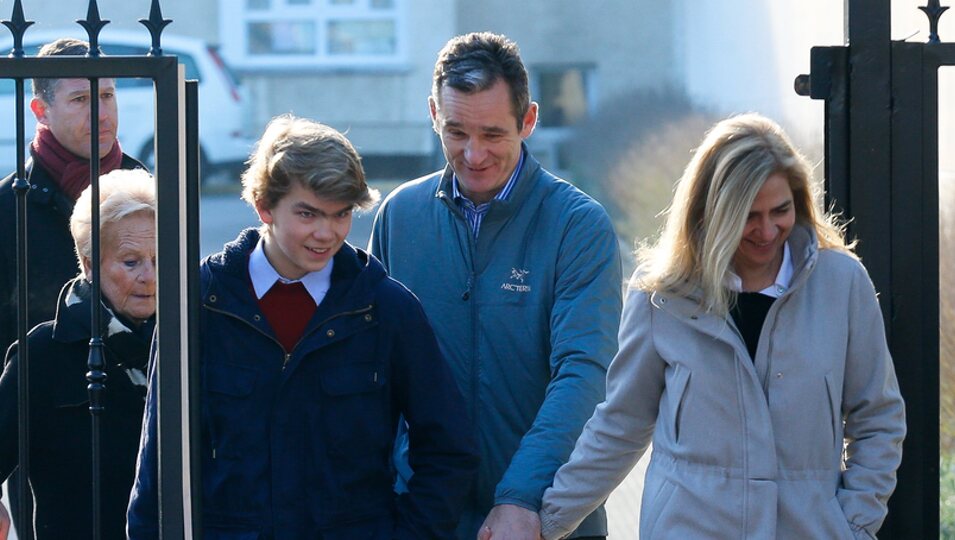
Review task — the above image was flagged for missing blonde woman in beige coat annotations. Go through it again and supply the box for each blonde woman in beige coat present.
[538,114,906,540]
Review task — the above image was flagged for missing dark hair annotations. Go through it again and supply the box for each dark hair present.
[432,32,530,130]
[32,38,92,102]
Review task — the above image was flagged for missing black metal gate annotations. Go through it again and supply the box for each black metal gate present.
[0,0,201,538]
[796,0,952,537]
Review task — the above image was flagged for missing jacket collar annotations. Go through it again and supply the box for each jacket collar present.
[652,222,820,328]
[50,276,153,377]
[52,275,155,340]
[434,141,543,219]
[22,158,76,217]
[203,227,386,319]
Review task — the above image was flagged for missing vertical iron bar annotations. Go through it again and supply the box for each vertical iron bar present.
[13,76,33,540]
[881,40,942,539]
[86,74,105,540]
[155,58,186,540]
[846,0,893,329]
[185,78,203,540]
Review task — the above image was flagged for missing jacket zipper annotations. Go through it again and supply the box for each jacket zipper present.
[201,302,374,459]
[439,190,481,505]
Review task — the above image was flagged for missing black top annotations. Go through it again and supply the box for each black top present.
[0,277,150,540]
[730,292,776,361]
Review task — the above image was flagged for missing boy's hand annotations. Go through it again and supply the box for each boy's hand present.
[477,504,541,540]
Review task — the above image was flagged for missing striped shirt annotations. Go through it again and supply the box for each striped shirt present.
[452,150,525,238]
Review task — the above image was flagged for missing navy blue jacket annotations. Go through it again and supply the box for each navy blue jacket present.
[128,228,478,539]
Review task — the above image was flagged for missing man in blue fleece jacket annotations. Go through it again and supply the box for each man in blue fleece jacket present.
[370,32,622,540]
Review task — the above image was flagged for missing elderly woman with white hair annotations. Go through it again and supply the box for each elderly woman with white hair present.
[0,168,156,540]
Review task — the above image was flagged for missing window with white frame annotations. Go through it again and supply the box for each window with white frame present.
[220,0,404,70]
[531,65,596,128]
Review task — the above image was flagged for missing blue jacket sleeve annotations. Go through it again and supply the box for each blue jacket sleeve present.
[494,201,623,511]
[387,284,479,539]
[126,346,159,540]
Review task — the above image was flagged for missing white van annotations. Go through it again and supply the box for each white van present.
[0,30,255,182]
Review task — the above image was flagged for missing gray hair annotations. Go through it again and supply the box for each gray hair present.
[432,32,531,130]
[70,169,157,279]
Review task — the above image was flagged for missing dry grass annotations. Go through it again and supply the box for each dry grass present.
[941,172,954,454]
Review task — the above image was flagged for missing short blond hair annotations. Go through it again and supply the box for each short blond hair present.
[241,114,379,211]
[70,169,156,279]
[635,113,852,314]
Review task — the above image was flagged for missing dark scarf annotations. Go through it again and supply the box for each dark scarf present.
[30,123,123,201]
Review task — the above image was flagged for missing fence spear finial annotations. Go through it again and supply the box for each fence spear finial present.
[920,0,950,43]
[139,0,172,56]
[2,0,35,57]
[77,0,109,57]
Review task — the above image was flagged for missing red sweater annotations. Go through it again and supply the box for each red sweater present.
[257,281,316,352]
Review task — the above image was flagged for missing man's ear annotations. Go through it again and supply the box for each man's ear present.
[519,101,539,139]
[30,98,49,125]
[428,95,439,133]
[254,200,274,226]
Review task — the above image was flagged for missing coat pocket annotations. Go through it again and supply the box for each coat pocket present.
[206,363,256,397]
[824,371,842,448]
[204,363,258,461]
[824,495,856,540]
[317,361,390,457]
[640,475,678,539]
[666,364,691,443]
[320,361,386,396]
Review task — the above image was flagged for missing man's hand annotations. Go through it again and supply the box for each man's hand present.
[0,501,10,540]
[477,503,541,540]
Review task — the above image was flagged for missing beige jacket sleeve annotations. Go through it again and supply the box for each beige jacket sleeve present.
[539,290,663,540]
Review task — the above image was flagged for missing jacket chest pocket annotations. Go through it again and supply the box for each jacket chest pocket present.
[204,362,258,459]
[317,361,390,458]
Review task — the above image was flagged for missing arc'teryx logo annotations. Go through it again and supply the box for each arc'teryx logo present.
[502,268,531,292]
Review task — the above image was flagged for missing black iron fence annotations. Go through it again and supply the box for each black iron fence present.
[796,0,952,536]
[0,0,200,538]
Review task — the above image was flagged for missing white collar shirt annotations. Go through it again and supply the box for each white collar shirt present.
[726,241,793,298]
[248,237,333,305]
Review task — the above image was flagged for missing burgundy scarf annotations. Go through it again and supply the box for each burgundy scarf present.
[30,124,123,201]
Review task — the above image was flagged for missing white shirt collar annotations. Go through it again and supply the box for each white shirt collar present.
[725,241,793,298]
[248,237,333,304]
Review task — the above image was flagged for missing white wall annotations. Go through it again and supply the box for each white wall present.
[677,0,843,143]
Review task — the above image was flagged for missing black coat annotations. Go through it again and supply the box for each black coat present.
[0,155,143,358]
[0,277,151,540]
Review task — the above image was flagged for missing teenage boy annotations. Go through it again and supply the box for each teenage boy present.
[128,115,478,539]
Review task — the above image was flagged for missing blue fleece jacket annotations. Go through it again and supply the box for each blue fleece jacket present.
[370,150,622,538]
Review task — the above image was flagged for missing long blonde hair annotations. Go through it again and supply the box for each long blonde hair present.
[635,113,852,314]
